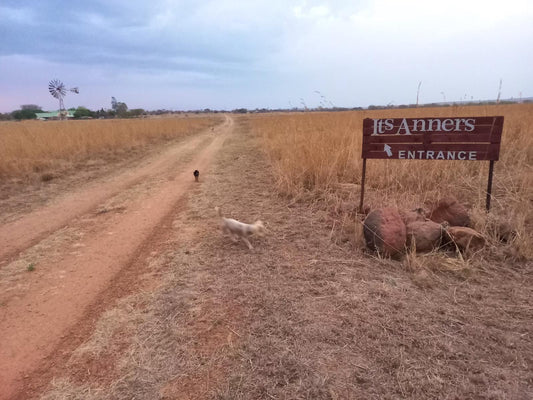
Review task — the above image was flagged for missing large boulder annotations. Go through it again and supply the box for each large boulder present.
[363,208,406,257]
[406,220,446,252]
[428,196,470,227]
[400,208,427,226]
[446,226,485,252]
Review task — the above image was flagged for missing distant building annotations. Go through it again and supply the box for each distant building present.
[35,110,75,120]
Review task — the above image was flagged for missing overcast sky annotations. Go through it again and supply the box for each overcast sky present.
[1,0,532,112]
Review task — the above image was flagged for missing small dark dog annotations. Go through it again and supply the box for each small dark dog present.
[193,170,199,182]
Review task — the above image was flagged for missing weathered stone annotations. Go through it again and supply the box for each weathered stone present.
[429,196,470,227]
[406,220,446,252]
[400,208,427,226]
[446,226,485,252]
[363,208,406,257]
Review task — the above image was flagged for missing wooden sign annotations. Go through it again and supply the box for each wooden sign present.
[359,116,504,211]
[362,116,503,160]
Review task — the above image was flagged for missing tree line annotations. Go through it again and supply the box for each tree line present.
[1,99,145,121]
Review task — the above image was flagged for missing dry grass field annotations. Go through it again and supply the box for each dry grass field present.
[1,108,532,399]
[26,114,531,400]
[0,115,222,180]
[252,104,533,260]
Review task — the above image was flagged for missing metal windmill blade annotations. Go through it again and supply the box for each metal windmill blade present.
[49,79,66,99]
[48,79,79,119]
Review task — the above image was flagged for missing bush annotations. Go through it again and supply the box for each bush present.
[11,109,38,120]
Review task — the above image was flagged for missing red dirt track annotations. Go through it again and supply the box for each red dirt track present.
[0,117,231,399]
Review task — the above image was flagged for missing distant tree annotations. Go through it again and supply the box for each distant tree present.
[74,106,94,119]
[116,102,128,117]
[11,108,39,120]
[111,97,118,111]
[21,104,42,111]
[128,108,144,117]
[93,108,110,118]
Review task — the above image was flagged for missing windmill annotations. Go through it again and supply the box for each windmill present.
[48,79,79,119]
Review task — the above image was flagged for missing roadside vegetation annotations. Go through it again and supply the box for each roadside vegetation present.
[0,116,222,180]
[252,104,533,260]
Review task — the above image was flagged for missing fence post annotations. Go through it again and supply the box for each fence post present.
[486,160,495,211]
[359,158,367,212]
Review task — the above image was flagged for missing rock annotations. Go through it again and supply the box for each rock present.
[429,196,470,227]
[363,207,406,257]
[406,220,446,252]
[446,226,485,252]
[400,208,427,226]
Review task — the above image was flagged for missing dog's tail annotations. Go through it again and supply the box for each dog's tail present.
[215,206,222,217]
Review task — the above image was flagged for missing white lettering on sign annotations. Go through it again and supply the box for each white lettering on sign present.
[372,118,476,135]
[442,119,454,131]
[373,119,395,134]
[398,150,477,160]
[397,119,411,135]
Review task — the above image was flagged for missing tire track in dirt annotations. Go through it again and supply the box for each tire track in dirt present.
[0,116,233,400]
[0,120,228,264]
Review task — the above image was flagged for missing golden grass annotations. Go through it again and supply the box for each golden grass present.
[0,115,222,179]
[250,104,533,259]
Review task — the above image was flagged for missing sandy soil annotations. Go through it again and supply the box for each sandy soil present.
[1,115,532,400]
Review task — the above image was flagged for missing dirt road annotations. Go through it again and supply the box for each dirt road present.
[0,116,231,399]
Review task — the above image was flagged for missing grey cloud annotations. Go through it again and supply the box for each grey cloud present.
[1,0,281,77]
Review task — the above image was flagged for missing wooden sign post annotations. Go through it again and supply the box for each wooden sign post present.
[360,116,504,211]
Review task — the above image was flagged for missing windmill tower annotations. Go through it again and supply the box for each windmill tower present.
[48,79,79,119]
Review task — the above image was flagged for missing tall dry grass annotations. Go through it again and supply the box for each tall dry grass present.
[251,104,533,259]
[0,116,222,179]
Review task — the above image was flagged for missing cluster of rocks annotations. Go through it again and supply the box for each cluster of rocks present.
[363,197,485,258]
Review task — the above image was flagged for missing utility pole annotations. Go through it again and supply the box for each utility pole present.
[416,81,422,107]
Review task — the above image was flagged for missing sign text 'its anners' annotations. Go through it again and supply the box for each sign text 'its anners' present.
[361,116,503,161]
[371,117,475,135]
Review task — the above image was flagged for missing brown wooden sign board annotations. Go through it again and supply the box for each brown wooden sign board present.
[359,116,504,211]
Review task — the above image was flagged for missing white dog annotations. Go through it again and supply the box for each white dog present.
[215,207,265,249]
